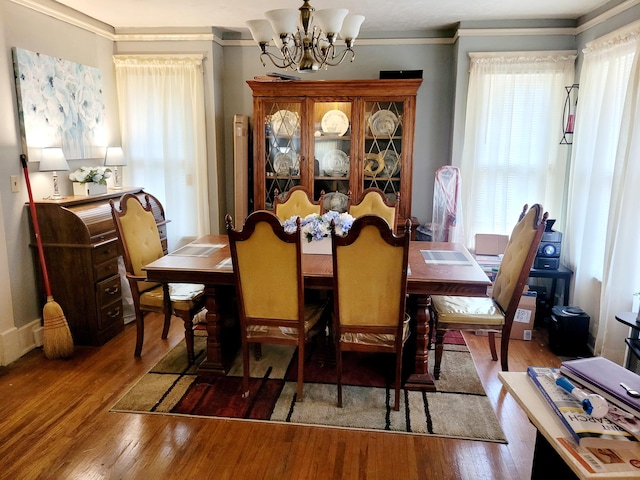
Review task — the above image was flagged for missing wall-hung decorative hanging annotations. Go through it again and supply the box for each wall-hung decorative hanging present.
[560,84,579,145]
[12,47,106,161]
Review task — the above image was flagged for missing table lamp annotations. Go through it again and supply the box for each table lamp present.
[40,147,69,200]
[104,146,127,189]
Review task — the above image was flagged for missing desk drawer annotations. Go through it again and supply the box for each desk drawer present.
[95,258,119,282]
[97,275,121,306]
[93,241,119,264]
[98,297,123,331]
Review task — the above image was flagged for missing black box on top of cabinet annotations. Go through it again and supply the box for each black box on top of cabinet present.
[548,306,590,357]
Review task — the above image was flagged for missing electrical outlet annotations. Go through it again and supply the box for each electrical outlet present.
[10,175,19,193]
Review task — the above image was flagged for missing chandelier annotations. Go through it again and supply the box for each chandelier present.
[247,1,365,73]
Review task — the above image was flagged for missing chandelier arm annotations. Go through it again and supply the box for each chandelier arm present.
[260,50,297,70]
[321,47,355,67]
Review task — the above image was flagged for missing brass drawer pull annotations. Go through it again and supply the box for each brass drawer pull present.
[104,286,120,295]
[106,307,121,318]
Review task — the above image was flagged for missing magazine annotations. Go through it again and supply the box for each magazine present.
[556,437,640,475]
[527,366,639,448]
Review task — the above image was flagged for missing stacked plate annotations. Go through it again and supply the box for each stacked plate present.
[369,110,398,136]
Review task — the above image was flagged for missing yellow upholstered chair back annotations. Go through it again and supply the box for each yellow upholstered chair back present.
[492,204,547,315]
[274,186,323,221]
[334,223,406,327]
[233,217,300,321]
[348,188,398,231]
[116,195,164,293]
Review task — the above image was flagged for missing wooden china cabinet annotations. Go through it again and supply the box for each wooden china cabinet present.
[247,79,422,226]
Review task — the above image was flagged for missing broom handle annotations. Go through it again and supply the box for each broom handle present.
[20,154,53,298]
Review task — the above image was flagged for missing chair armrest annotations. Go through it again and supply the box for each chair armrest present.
[125,273,147,282]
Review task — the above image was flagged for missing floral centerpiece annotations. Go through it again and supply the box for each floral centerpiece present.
[284,210,354,242]
[69,166,112,185]
[69,166,112,196]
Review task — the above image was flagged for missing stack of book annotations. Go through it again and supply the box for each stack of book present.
[560,357,640,420]
[528,362,640,448]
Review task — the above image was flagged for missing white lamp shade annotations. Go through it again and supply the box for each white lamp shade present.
[314,9,348,35]
[247,19,274,43]
[340,15,365,40]
[40,148,69,172]
[265,9,299,36]
[105,146,127,166]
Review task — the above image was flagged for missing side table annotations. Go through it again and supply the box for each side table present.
[615,311,640,372]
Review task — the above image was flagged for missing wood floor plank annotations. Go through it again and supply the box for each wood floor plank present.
[0,314,561,479]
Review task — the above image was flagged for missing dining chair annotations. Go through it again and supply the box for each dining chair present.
[347,187,399,233]
[331,215,411,411]
[110,194,205,364]
[225,210,327,401]
[429,204,547,378]
[273,186,325,222]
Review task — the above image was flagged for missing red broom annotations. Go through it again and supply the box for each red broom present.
[20,154,74,359]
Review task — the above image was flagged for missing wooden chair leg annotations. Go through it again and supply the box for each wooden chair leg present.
[161,284,171,339]
[134,310,145,357]
[336,343,343,408]
[242,336,250,398]
[487,331,498,361]
[296,343,304,402]
[394,348,402,411]
[499,334,510,371]
[434,330,445,380]
[253,343,262,361]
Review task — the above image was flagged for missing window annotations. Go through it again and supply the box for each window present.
[458,52,575,248]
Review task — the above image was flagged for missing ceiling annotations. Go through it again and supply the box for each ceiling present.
[53,0,611,33]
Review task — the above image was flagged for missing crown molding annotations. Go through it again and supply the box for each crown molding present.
[10,0,115,40]
[11,0,640,45]
[576,0,640,35]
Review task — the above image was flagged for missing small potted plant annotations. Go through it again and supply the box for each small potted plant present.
[69,166,112,196]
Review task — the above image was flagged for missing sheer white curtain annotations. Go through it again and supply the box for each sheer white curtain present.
[458,52,575,249]
[113,54,210,250]
[565,26,640,363]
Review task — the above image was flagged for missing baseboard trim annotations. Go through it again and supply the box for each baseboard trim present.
[0,319,41,366]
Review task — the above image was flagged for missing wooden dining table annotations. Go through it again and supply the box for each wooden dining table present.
[143,235,491,391]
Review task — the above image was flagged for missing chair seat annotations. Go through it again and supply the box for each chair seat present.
[246,301,326,341]
[339,313,411,347]
[140,283,204,311]
[430,295,504,326]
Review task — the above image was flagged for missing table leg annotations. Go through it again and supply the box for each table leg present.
[405,294,436,391]
[198,285,238,375]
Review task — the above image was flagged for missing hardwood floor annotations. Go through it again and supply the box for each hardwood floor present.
[0,315,560,480]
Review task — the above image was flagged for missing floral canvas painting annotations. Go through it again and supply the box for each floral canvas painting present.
[12,47,105,161]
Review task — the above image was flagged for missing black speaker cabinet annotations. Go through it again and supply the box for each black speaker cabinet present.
[548,306,590,356]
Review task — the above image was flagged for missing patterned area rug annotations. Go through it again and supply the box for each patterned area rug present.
[111,333,506,443]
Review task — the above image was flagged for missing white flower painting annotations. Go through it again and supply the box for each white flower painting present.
[12,47,105,160]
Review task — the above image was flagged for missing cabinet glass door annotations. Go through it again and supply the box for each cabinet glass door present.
[363,101,404,206]
[263,101,302,210]
[313,101,352,212]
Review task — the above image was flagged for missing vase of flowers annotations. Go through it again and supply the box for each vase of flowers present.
[284,211,354,255]
[69,166,111,196]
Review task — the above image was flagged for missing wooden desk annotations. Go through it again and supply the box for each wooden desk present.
[499,372,640,479]
[144,236,491,390]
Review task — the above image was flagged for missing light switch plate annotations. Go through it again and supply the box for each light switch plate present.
[11,175,19,193]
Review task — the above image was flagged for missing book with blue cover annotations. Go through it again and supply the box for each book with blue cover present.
[527,366,638,447]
